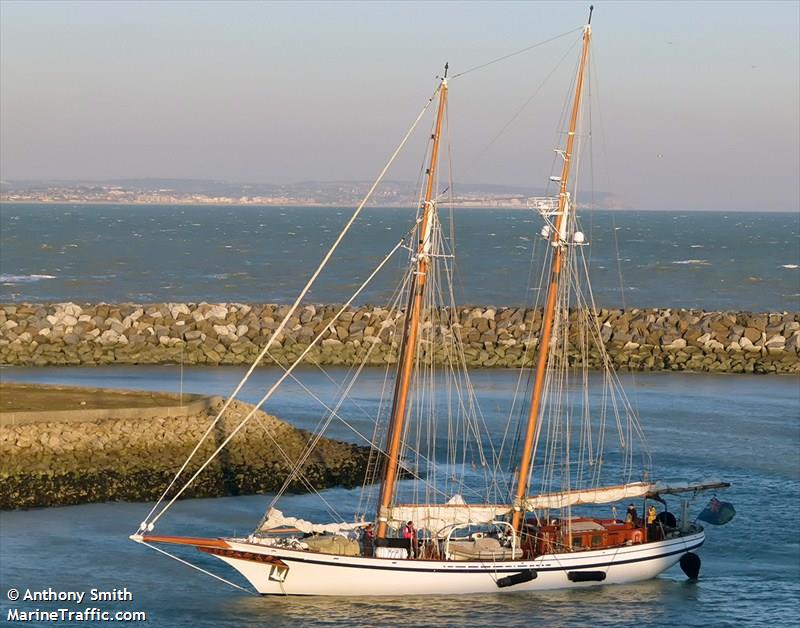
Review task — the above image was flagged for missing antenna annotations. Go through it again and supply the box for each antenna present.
[443,62,449,79]
[588,5,594,25]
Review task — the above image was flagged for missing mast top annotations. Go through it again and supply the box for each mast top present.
[439,62,449,86]
[587,5,594,25]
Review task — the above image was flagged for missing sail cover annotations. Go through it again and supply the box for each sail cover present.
[258,508,366,535]
[524,482,655,510]
[523,479,730,511]
[388,496,512,534]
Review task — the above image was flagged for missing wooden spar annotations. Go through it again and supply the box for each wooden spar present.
[511,24,592,531]
[376,78,449,539]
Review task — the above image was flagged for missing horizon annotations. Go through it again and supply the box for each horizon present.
[1,1,799,212]
[1,176,798,212]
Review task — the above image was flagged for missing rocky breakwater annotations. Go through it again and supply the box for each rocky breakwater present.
[0,303,798,373]
[1,386,369,509]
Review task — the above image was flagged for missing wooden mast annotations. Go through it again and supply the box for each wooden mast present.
[511,22,592,531]
[376,74,449,539]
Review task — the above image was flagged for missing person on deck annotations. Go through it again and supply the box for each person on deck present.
[362,523,375,557]
[402,521,417,559]
[625,504,638,525]
[646,505,659,541]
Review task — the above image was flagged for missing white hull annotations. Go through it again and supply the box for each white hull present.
[211,531,704,596]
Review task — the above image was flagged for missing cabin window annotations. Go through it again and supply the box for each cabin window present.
[591,535,603,547]
[572,536,583,548]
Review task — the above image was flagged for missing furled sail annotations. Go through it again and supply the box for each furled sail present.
[523,480,730,511]
[258,508,366,535]
[524,482,655,510]
[388,495,512,535]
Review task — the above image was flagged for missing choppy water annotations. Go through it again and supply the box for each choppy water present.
[1,366,798,626]
[1,204,798,310]
[1,203,798,624]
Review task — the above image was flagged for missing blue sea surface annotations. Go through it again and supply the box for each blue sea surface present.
[1,367,798,626]
[1,204,798,310]
[1,204,799,625]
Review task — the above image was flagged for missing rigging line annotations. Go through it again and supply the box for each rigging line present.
[428,245,496,496]
[494,279,541,476]
[262,333,392,513]
[424,213,494,474]
[246,400,346,524]
[444,102,456,258]
[586,42,639,369]
[261,362,368,520]
[148,226,415,528]
[464,37,580,185]
[138,542,256,596]
[450,27,582,79]
[586,50,596,267]
[434,36,579,204]
[358,272,414,517]
[496,231,551,486]
[391,245,494,502]
[575,236,652,473]
[138,84,440,529]
[289,250,413,455]
[262,223,425,508]
[357,249,418,515]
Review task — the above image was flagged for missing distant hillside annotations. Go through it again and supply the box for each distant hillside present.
[1,178,619,208]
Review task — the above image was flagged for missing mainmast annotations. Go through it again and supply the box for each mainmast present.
[376,71,449,539]
[511,18,592,531]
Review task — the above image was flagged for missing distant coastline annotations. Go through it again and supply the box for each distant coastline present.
[3,177,797,210]
[0,199,548,209]
[4,200,798,212]
[0,177,621,209]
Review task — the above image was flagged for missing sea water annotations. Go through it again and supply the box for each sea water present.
[0,366,798,626]
[1,204,798,625]
[1,204,798,310]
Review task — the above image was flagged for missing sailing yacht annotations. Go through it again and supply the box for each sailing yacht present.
[131,9,731,595]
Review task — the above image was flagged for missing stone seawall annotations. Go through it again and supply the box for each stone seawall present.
[1,394,369,509]
[1,303,798,374]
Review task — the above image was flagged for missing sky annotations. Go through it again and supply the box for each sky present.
[1,0,798,211]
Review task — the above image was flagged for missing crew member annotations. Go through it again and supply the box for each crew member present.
[625,503,638,525]
[362,523,375,556]
[402,520,417,559]
[647,505,658,541]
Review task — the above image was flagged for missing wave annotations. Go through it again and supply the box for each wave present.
[780,264,799,269]
[0,274,57,283]
[671,259,711,265]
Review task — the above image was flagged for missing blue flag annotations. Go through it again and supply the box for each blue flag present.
[697,497,736,526]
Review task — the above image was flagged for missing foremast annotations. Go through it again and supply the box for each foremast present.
[376,72,449,539]
[511,19,592,532]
